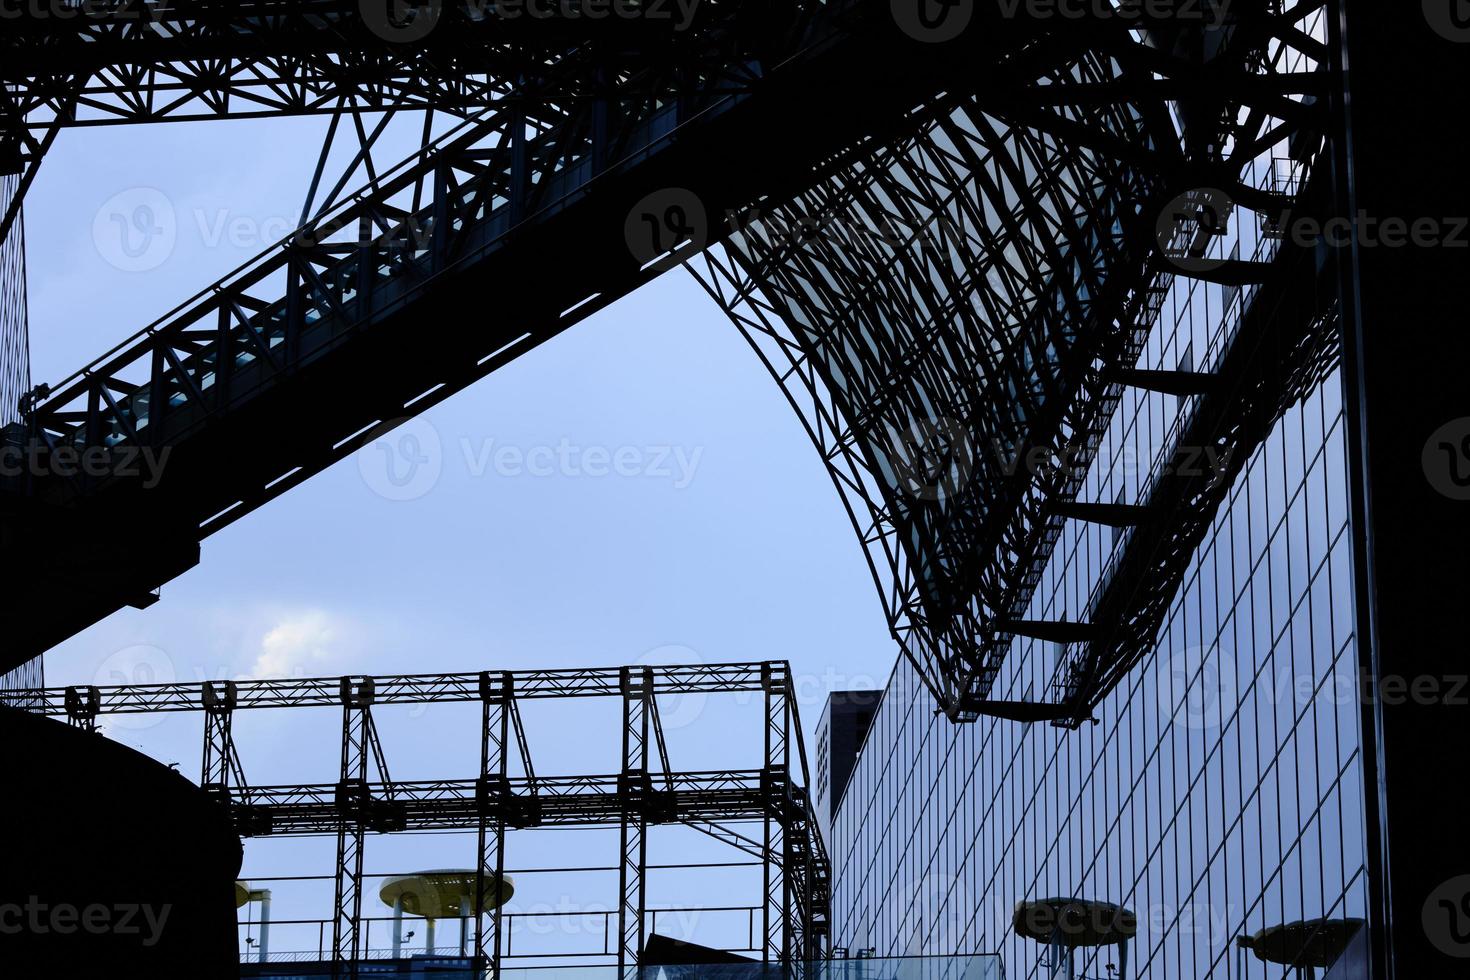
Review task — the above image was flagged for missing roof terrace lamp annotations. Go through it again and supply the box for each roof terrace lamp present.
[1013,899,1137,980]
[380,869,514,961]
[234,881,272,965]
[1235,918,1366,980]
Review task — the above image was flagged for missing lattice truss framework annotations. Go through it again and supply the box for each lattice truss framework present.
[4,0,1343,724]
[0,0,807,239]
[2,0,854,668]
[35,662,830,977]
[22,61,749,533]
[694,79,1153,714]
[693,0,1338,721]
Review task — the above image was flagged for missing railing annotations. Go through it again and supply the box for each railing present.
[242,906,768,965]
[237,953,1005,980]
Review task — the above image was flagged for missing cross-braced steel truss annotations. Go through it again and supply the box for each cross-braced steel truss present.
[5,0,1347,728]
[25,660,830,977]
[1050,174,1344,725]
[694,0,1338,721]
[5,0,967,671]
[0,0,805,240]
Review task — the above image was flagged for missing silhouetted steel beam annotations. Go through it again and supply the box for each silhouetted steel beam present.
[1051,173,1343,724]
[999,620,1102,646]
[1116,368,1220,398]
[1051,501,1153,529]
[955,698,1077,724]
[28,663,781,720]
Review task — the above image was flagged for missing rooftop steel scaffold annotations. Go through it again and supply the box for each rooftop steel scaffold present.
[25,660,830,979]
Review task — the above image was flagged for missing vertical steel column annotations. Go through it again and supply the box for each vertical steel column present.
[591,68,612,174]
[787,802,817,972]
[1331,3,1470,977]
[762,663,791,966]
[619,665,653,980]
[200,679,239,799]
[509,81,529,224]
[475,671,512,980]
[62,685,99,732]
[331,677,376,979]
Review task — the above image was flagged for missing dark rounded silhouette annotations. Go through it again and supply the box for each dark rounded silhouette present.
[0,706,241,976]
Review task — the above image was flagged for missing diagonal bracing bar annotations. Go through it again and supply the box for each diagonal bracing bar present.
[22,662,829,966]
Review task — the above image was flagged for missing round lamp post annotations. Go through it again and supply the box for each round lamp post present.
[235,880,272,964]
[379,870,515,958]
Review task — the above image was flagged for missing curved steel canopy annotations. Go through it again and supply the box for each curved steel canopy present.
[695,50,1164,716]
[3,0,1331,724]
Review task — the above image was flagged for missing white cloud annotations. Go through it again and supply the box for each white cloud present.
[245,610,342,679]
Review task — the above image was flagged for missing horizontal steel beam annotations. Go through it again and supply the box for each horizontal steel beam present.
[1051,500,1154,528]
[1052,174,1344,722]
[24,661,788,718]
[1116,368,1220,397]
[235,770,790,836]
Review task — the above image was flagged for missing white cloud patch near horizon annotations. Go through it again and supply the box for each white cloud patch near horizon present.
[245,610,344,679]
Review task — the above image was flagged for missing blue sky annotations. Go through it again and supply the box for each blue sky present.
[26,113,896,959]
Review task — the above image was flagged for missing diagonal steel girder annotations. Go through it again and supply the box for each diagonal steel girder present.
[1,0,1059,669]
[0,0,801,241]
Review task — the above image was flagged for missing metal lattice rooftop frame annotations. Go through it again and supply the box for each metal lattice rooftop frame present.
[0,0,816,239]
[3,0,1343,726]
[692,59,1160,719]
[695,0,1336,722]
[0,0,856,664]
[25,661,830,979]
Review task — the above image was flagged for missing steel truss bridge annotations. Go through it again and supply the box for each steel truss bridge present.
[20,661,829,976]
[2,0,1344,725]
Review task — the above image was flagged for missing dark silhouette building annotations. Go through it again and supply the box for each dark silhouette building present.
[0,706,242,976]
